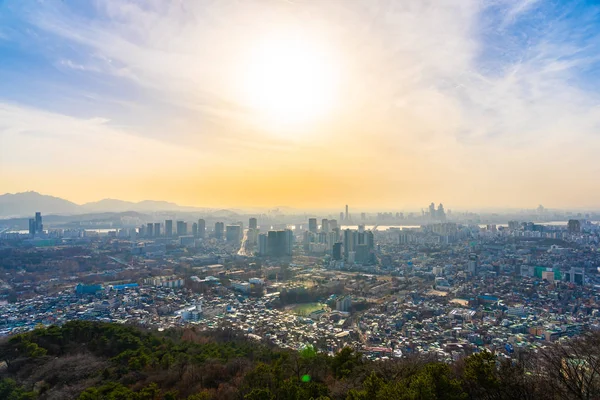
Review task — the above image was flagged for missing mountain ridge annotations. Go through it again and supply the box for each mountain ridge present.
[0,191,212,217]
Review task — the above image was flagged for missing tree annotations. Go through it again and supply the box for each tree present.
[331,348,363,379]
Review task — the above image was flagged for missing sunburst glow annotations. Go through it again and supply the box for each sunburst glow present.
[242,34,339,126]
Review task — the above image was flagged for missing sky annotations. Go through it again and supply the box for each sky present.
[1,0,600,210]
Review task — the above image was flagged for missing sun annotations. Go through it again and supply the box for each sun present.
[241,33,338,126]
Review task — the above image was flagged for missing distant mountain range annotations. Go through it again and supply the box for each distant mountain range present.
[0,191,214,218]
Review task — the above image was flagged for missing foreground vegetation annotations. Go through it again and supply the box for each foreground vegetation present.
[0,321,600,399]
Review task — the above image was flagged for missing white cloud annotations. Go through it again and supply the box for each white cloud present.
[3,0,600,207]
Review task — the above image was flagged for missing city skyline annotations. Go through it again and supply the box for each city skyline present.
[2,1,600,208]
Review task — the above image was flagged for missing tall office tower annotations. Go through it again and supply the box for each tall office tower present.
[214,222,224,239]
[165,220,173,237]
[267,230,278,256]
[176,221,187,236]
[265,230,293,257]
[154,222,161,237]
[226,225,242,244]
[249,217,258,230]
[345,205,349,221]
[308,218,317,233]
[358,224,365,233]
[146,223,154,237]
[28,218,36,236]
[355,244,369,264]
[192,222,198,237]
[303,231,311,251]
[429,202,436,220]
[467,253,479,275]
[330,219,338,230]
[339,212,344,222]
[438,203,446,221]
[343,229,355,260]
[258,233,268,255]
[321,219,329,233]
[284,229,293,256]
[35,212,43,232]
[198,219,206,238]
[361,212,366,220]
[328,231,338,248]
[318,232,328,244]
[332,242,343,260]
[365,230,374,251]
[138,224,146,237]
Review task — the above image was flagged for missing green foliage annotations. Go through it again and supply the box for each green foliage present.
[1,322,597,400]
[299,344,317,360]
[0,378,36,400]
[462,351,500,398]
[331,347,363,379]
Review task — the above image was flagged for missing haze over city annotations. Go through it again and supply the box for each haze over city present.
[6,2,600,400]
[2,0,600,209]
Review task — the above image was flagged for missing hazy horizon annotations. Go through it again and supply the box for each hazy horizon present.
[3,190,600,215]
[2,1,600,209]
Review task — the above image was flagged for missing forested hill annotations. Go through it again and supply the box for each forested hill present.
[0,321,599,400]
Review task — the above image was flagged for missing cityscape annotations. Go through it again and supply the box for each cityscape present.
[2,203,599,362]
[3,0,600,398]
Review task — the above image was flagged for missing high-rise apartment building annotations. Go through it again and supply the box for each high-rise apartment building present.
[249,217,258,230]
[165,220,173,237]
[308,218,317,233]
[176,221,187,236]
[214,222,224,239]
[198,219,206,238]
[332,242,342,260]
[226,225,242,244]
[28,218,36,236]
[35,212,43,233]
[146,223,154,237]
[154,222,161,237]
[262,230,293,257]
[343,229,355,260]
[321,219,329,233]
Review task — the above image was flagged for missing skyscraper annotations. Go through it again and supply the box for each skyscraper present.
[330,219,338,230]
[321,219,329,233]
[345,205,349,221]
[264,230,293,257]
[165,220,173,237]
[176,221,187,236]
[192,222,198,237]
[429,202,436,220]
[146,223,154,237]
[28,218,36,236]
[226,225,242,244]
[258,233,268,255]
[340,212,344,222]
[308,218,317,233]
[468,253,479,275]
[214,222,224,239]
[198,219,206,239]
[332,242,343,260]
[343,229,355,260]
[154,222,161,237]
[249,217,258,230]
[438,203,446,221]
[35,212,43,233]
